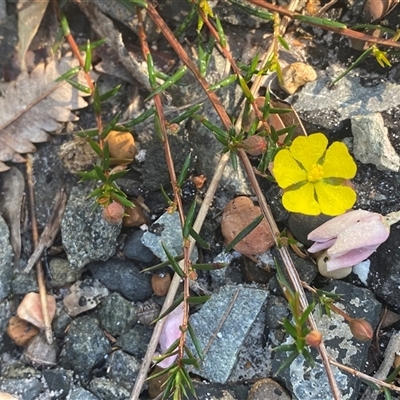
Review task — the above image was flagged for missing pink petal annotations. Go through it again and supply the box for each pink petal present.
[326,245,379,271]
[307,210,375,242]
[157,304,184,368]
[328,219,389,257]
[308,238,337,253]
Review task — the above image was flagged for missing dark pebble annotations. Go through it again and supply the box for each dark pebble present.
[116,324,153,359]
[89,258,152,302]
[98,293,137,336]
[89,377,130,400]
[105,349,140,390]
[60,316,111,375]
[42,368,72,400]
[288,213,332,246]
[124,230,154,263]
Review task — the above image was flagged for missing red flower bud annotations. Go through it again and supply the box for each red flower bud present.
[349,318,373,341]
[305,330,323,347]
[102,202,125,225]
[242,135,267,156]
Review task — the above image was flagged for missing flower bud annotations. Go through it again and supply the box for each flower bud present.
[242,135,267,156]
[102,202,125,225]
[305,330,323,347]
[349,318,373,341]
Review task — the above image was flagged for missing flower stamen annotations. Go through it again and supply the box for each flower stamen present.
[307,164,324,182]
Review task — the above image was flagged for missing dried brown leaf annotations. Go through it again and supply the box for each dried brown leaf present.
[0,55,88,172]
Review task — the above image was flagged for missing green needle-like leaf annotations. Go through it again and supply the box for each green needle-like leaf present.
[177,152,192,188]
[183,199,197,239]
[101,112,121,139]
[170,104,203,124]
[274,351,299,375]
[189,228,210,249]
[99,84,122,102]
[84,40,92,73]
[153,292,184,323]
[55,66,81,82]
[208,74,237,91]
[145,66,188,101]
[225,214,263,253]
[294,15,347,29]
[123,107,155,128]
[65,78,91,94]
[188,322,204,360]
[215,15,226,47]
[187,295,211,304]
[162,243,185,278]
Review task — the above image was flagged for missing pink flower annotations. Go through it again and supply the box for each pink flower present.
[307,210,391,271]
[157,304,184,368]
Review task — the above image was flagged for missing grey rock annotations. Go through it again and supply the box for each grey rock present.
[293,74,400,120]
[69,387,100,400]
[141,211,198,262]
[89,377,130,400]
[61,184,122,271]
[351,113,400,172]
[63,278,109,317]
[0,214,13,300]
[124,230,154,263]
[188,285,268,383]
[265,295,289,331]
[98,292,137,336]
[0,377,43,400]
[141,132,194,192]
[369,227,400,311]
[11,271,38,295]
[0,299,12,351]
[116,324,152,359]
[105,349,140,390]
[89,258,152,302]
[42,368,73,400]
[272,281,381,400]
[49,258,81,288]
[1,363,40,380]
[60,316,111,375]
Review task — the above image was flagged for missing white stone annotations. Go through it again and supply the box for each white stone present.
[351,113,400,172]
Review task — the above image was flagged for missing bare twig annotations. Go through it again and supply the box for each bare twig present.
[26,155,53,345]
[330,355,400,394]
[24,189,67,273]
[245,0,400,48]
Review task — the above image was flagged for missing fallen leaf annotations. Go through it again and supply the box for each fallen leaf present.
[0,167,25,267]
[17,292,57,330]
[17,0,50,72]
[0,54,88,172]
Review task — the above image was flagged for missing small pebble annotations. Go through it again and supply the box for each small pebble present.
[279,62,317,94]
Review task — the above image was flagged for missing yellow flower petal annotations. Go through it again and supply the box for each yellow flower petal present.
[273,149,307,189]
[323,142,357,179]
[290,133,328,171]
[315,182,357,216]
[282,183,321,215]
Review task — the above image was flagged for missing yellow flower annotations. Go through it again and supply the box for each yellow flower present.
[371,45,391,68]
[273,133,357,216]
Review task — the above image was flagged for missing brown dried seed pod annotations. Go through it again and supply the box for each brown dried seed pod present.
[136,300,161,325]
[151,273,171,297]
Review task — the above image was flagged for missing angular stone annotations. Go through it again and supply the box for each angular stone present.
[98,293,137,336]
[60,316,111,375]
[89,258,152,302]
[141,211,198,262]
[351,113,400,172]
[61,185,121,271]
[188,285,268,383]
